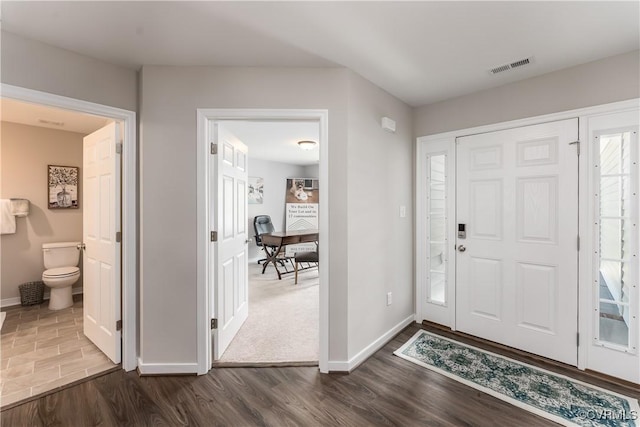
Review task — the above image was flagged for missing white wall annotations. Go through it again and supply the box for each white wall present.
[1,31,137,112]
[1,122,84,302]
[414,50,640,137]
[247,158,306,261]
[139,66,350,364]
[346,71,414,359]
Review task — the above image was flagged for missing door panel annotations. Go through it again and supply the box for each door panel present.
[83,122,121,364]
[212,123,249,360]
[456,118,578,365]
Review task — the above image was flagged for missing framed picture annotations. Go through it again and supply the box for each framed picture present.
[48,165,79,209]
[248,176,264,204]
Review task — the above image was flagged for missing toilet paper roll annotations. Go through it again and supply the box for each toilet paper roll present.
[10,199,30,217]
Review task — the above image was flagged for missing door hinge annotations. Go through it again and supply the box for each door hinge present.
[577,332,580,346]
[116,320,122,331]
[569,140,580,156]
[211,231,218,242]
[211,318,218,329]
[116,142,123,154]
[211,143,218,155]
[116,231,122,243]
[577,235,580,251]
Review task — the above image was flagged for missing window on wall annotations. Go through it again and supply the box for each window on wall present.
[427,154,447,305]
[595,129,637,350]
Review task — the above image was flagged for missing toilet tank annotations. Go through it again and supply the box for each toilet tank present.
[42,242,81,269]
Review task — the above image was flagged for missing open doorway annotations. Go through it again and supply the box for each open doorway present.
[214,120,320,365]
[0,88,137,407]
[196,108,329,374]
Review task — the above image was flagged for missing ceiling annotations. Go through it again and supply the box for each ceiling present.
[1,1,638,107]
[1,98,112,134]
[219,120,319,166]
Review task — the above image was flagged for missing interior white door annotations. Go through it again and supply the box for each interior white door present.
[456,119,579,365]
[211,123,249,360]
[83,122,121,364]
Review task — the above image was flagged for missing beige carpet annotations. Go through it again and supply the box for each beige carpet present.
[218,261,319,363]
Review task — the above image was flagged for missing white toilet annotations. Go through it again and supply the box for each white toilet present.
[42,242,81,310]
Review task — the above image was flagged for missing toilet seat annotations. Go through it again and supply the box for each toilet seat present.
[43,266,80,279]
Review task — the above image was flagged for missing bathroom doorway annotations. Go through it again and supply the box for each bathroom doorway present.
[0,85,137,407]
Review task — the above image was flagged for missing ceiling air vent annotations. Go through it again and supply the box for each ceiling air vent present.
[489,56,534,75]
[38,119,65,127]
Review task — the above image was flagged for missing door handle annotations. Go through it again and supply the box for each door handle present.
[458,245,466,252]
[245,239,253,244]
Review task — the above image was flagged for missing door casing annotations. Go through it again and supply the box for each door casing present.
[196,109,329,375]
[2,83,138,372]
[416,98,640,379]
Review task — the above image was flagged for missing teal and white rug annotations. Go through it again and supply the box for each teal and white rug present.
[394,330,639,427]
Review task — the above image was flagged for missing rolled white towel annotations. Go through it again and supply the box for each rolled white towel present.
[10,199,30,217]
[1,199,16,234]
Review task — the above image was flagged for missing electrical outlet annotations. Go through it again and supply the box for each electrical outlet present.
[387,292,393,306]
[399,205,406,218]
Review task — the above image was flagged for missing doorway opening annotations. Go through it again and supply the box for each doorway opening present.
[0,85,137,407]
[196,109,329,374]
[214,120,320,365]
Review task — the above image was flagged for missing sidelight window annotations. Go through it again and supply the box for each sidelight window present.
[594,129,637,351]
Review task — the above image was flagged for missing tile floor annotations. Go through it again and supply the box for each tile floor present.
[0,296,117,408]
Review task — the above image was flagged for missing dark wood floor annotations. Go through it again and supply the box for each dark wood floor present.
[2,324,637,426]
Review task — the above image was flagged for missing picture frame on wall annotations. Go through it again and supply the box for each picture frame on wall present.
[48,165,79,209]
[248,176,264,204]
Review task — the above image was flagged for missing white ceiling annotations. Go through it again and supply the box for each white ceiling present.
[219,120,320,166]
[1,98,112,134]
[2,2,638,107]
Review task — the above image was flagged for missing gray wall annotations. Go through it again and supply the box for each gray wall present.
[346,71,414,357]
[1,31,137,112]
[247,158,306,262]
[1,122,84,302]
[414,50,640,136]
[139,66,351,363]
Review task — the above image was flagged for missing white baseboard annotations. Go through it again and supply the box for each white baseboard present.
[328,314,415,373]
[1,287,83,309]
[137,359,199,375]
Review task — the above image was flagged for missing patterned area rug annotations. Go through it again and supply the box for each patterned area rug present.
[394,330,639,427]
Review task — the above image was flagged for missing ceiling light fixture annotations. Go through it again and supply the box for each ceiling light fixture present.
[297,140,317,150]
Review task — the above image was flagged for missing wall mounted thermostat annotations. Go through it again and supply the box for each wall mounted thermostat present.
[458,224,466,239]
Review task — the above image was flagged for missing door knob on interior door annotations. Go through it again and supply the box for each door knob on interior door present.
[245,239,253,244]
[458,245,466,252]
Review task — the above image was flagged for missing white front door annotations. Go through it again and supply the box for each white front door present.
[456,119,579,365]
[83,122,121,364]
[211,123,249,360]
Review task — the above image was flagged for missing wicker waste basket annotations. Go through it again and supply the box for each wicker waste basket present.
[18,281,45,306]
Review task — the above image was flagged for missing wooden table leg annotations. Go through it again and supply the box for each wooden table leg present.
[261,243,284,279]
